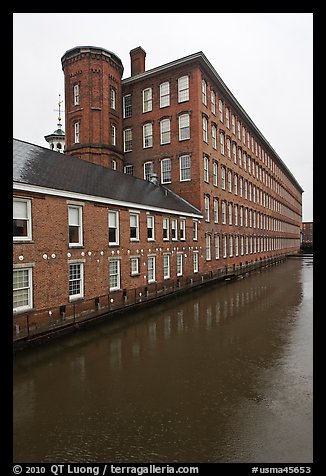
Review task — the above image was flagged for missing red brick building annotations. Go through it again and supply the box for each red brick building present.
[302,222,313,247]
[13,45,303,334]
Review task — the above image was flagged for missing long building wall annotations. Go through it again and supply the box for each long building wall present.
[13,46,303,327]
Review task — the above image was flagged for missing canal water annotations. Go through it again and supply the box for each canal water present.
[13,257,313,463]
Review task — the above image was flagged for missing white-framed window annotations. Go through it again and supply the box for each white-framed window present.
[144,161,153,181]
[245,207,248,227]
[204,155,209,182]
[222,201,226,224]
[13,267,33,312]
[248,156,251,174]
[239,206,243,226]
[228,203,233,225]
[244,179,248,200]
[219,99,223,122]
[69,262,84,301]
[73,84,79,106]
[247,131,250,149]
[220,132,225,155]
[212,124,217,149]
[130,256,140,276]
[205,234,211,261]
[108,210,119,245]
[143,123,153,148]
[111,159,117,170]
[234,204,238,226]
[233,143,237,164]
[147,215,155,240]
[245,236,249,254]
[213,160,218,186]
[123,128,132,152]
[241,235,244,255]
[226,137,231,159]
[211,90,216,114]
[234,173,238,195]
[130,212,139,241]
[110,87,116,110]
[160,82,170,108]
[171,218,178,240]
[177,253,183,276]
[238,121,241,140]
[193,220,198,241]
[202,116,208,143]
[161,158,171,183]
[74,122,80,143]
[232,115,236,134]
[213,198,219,223]
[124,164,134,175]
[178,76,189,102]
[13,198,32,241]
[226,108,230,129]
[163,254,170,279]
[109,258,121,291]
[235,235,239,256]
[242,126,246,144]
[238,148,242,168]
[179,113,190,140]
[123,94,132,118]
[202,79,207,105]
[215,234,220,259]
[179,155,191,181]
[111,124,116,146]
[243,152,247,171]
[143,88,152,112]
[221,166,226,190]
[239,177,243,197]
[68,205,83,247]
[223,235,227,258]
[229,235,233,257]
[148,256,156,283]
[163,218,169,240]
[193,251,199,273]
[204,195,210,222]
[180,219,186,240]
[160,118,171,144]
[228,170,232,192]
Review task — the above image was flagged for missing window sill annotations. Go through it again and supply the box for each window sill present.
[13,239,34,244]
[69,296,84,302]
[13,307,34,315]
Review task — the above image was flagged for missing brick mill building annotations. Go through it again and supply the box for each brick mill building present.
[13,46,303,336]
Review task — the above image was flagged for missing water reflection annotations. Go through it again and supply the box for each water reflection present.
[13,258,313,463]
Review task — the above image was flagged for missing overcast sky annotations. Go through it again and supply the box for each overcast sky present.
[13,12,313,221]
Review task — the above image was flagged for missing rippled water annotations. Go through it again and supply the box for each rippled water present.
[13,257,313,463]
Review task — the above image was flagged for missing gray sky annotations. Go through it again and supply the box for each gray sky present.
[13,13,313,221]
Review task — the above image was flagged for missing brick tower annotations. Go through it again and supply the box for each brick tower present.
[61,46,124,170]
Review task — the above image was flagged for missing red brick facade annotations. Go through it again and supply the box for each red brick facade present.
[13,46,303,325]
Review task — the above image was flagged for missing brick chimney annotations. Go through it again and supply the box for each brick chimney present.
[130,46,146,76]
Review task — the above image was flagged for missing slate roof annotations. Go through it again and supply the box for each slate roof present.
[13,139,202,217]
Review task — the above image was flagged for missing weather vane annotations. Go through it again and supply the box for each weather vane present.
[53,94,64,128]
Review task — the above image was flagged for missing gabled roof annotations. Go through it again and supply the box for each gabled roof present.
[13,139,202,218]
